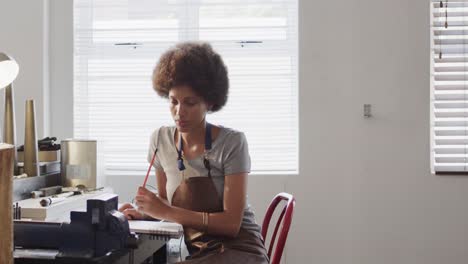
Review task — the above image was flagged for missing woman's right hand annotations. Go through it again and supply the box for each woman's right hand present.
[118,203,146,220]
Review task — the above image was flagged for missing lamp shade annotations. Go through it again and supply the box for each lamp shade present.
[0,53,19,89]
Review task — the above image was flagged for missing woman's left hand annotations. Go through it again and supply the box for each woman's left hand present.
[135,186,171,219]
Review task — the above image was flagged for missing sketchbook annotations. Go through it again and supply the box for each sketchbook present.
[128,220,183,239]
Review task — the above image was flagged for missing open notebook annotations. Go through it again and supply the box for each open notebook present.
[128,220,183,239]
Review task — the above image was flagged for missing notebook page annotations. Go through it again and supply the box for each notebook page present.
[128,220,183,238]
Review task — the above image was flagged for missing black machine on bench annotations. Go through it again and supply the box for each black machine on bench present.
[14,193,138,261]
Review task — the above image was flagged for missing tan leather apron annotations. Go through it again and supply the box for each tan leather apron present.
[171,173,269,263]
[170,124,269,263]
[172,173,224,256]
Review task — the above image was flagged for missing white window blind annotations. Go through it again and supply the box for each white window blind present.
[74,0,298,177]
[431,0,468,173]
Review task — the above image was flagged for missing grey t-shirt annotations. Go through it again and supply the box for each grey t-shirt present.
[147,125,261,233]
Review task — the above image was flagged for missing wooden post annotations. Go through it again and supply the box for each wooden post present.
[0,143,14,264]
[4,85,18,175]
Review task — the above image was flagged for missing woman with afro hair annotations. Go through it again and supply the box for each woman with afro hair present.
[119,42,269,263]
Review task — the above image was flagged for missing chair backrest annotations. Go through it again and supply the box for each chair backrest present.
[261,192,295,264]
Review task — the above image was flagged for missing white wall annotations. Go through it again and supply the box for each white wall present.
[49,0,74,141]
[288,0,468,264]
[0,0,49,145]
[11,0,468,263]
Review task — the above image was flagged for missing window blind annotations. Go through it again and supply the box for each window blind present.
[431,0,468,173]
[74,0,298,177]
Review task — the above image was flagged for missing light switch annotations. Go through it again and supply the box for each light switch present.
[364,104,372,118]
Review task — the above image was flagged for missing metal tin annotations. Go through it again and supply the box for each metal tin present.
[60,139,103,189]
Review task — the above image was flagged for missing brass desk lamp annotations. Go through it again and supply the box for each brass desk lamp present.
[0,52,19,264]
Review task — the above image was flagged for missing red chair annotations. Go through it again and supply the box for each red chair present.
[261,192,296,264]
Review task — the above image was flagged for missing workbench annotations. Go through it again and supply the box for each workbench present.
[14,233,168,264]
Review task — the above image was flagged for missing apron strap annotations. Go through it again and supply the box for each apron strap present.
[204,122,212,177]
[205,122,212,150]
